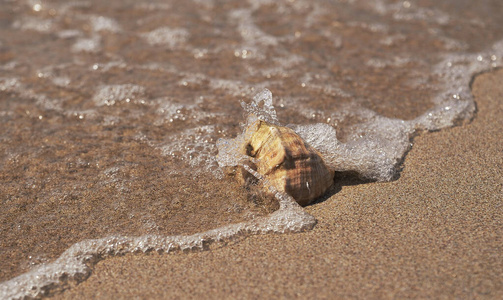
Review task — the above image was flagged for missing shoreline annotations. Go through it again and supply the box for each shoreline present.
[50,68,503,299]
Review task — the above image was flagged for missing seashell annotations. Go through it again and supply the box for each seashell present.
[239,119,334,206]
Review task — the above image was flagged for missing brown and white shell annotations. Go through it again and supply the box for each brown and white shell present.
[239,120,334,206]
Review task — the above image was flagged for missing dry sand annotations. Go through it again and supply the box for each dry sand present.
[54,69,502,299]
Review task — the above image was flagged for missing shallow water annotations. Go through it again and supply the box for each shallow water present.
[0,0,502,298]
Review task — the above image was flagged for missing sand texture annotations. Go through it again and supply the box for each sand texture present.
[54,69,503,299]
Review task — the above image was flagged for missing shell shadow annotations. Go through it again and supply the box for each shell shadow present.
[307,171,376,206]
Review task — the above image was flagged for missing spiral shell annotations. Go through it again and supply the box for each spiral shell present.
[240,120,334,206]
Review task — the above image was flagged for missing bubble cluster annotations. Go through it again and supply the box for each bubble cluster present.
[155,125,224,177]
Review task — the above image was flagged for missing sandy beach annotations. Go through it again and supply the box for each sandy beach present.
[52,69,502,299]
[1,1,502,298]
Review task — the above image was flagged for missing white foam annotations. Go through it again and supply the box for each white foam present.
[0,77,64,112]
[240,88,279,125]
[216,89,408,182]
[391,3,451,25]
[50,76,71,87]
[134,3,171,11]
[71,36,101,53]
[366,56,412,68]
[292,119,413,182]
[141,27,189,48]
[154,96,221,124]
[0,77,21,91]
[367,0,451,25]
[217,40,500,184]
[208,78,254,97]
[57,29,82,39]
[151,125,223,177]
[12,17,53,33]
[296,73,353,99]
[93,84,146,107]
[89,16,121,33]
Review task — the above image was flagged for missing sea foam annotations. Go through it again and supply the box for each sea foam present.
[2,0,503,297]
[3,41,501,298]
[217,39,503,183]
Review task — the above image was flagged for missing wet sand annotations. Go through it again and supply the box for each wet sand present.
[53,69,503,299]
[0,126,277,282]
